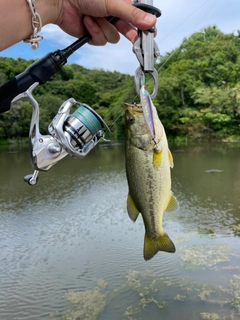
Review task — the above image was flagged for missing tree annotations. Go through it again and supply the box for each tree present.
[1,25,240,141]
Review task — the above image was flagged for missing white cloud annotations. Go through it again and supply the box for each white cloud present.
[41,24,76,47]
[42,24,139,74]
[156,0,240,54]
[73,37,139,74]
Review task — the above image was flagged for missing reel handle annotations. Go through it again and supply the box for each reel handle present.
[24,171,39,186]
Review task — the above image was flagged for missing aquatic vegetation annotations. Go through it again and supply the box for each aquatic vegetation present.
[232,224,240,235]
[53,270,240,320]
[61,280,108,320]
[201,274,240,318]
[198,289,214,301]
[174,294,186,301]
[221,266,240,271]
[200,312,236,320]
[174,237,189,244]
[228,275,240,315]
[125,270,142,292]
[124,306,140,320]
[125,270,166,310]
[201,313,220,320]
[180,244,237,270]
[178,277,226,304]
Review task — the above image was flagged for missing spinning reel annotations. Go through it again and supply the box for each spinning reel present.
[14,83,108,186]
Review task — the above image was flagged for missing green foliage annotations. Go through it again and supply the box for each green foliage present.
[1,25,240,141]
[156,25,240,139]
[0,61,132,140]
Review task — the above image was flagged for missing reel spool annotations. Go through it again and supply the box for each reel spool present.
[63,104,104,150]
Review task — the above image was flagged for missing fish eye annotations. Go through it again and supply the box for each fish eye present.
[127,115,135,124]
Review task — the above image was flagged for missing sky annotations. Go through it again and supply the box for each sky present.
[1,0,240,75]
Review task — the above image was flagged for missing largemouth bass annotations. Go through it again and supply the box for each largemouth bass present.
[125,89,179,261]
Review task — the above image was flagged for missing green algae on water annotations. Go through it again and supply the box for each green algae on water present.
[174,294,186,301]
[52,270,240,320]
[180,244,238,270]
[201,313,220,320]
[124,270,166,311]
[61,280,107,320]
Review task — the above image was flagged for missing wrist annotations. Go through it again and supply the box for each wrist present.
[0,0,62,51]
[25,0,62,49]
[35,0,62,26]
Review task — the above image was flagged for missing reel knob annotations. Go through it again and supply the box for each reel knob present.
[24,170,39,186]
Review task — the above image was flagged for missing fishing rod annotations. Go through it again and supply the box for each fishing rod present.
[0,16,119,115]
[0,0,161,186]
[0,2,160,114]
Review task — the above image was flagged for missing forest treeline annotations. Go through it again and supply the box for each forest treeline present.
[1,26,240,142]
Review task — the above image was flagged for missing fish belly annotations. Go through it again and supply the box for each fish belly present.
[126,143,171,238]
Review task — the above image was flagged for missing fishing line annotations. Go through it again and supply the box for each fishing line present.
[191,0,221,32]
[156,0,220,75]
[107,0,222,133]
[157,0,217,45]
[107,108,125,132]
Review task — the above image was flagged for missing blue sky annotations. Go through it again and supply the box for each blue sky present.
[1,0,240,75]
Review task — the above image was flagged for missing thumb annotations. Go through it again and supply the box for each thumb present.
[107,0,157,30]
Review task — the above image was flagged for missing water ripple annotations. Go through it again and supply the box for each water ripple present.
[1,144,240,319]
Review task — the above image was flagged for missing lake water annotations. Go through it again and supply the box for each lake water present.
[0,141,240,320]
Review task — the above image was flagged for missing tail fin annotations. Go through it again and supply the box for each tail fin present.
[144,233,176,261]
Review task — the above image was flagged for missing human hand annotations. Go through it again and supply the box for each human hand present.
[55,0,157,45]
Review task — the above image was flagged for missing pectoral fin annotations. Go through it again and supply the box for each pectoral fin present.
[127,193,140,222]
[153,150,162,169]
[165,193,179,213]
[144,233,176,261]
[168,149,174,168]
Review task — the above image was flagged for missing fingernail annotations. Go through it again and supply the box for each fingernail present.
[85,16,94,27]
[144,14,156,24]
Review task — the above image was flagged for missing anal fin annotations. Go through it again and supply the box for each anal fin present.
[165,193,179,213]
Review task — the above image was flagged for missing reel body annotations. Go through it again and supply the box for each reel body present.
[15,83,108,185]
[48,98,106,160]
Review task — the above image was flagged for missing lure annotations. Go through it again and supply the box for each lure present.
[140,86,155,139]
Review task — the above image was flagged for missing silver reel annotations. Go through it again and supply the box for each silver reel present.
[13,83,108,186]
